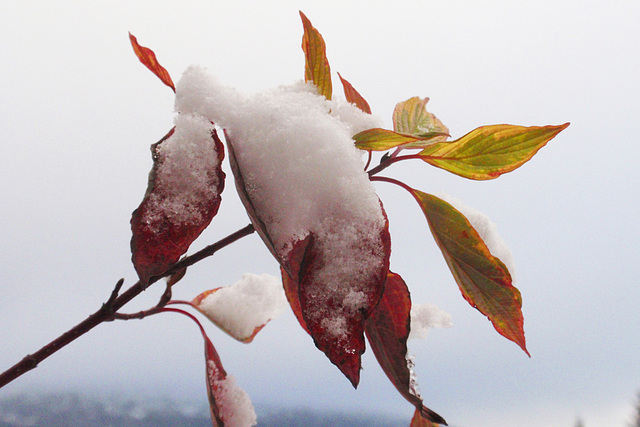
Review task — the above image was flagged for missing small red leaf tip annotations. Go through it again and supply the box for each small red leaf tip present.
[128,32,176,92]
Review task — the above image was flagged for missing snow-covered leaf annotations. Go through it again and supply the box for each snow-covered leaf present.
[129,32,175,92]
[192,273,287,343]
[203,334,257,427]
[365,272,447,425]
[175,57,387,388]
[130,117,225,285]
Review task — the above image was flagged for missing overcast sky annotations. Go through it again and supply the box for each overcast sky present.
[2,1,639,426]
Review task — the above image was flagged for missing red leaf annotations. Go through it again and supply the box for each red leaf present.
[280,237,313,336]
[203,335,226,427]
[129,32,176,92]
[278,209,391,387]
[131,124,225,285]
[203,332,257,426]
[365,272,447,425]
[338,73,371,114]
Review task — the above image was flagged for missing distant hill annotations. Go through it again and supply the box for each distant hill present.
[0,392,408,426]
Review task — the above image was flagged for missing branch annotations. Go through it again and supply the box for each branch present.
[0,223,255,389]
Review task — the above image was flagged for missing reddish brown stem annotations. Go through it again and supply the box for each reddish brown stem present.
[0,223,255,389]
[367,153,423,177]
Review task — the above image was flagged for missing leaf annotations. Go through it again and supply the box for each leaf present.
[365,272,447,426]
[354,128,426,151]
[418,123,570,180]
[128,32,175,92]
[203,334,257,426]
[410,407,444,427]
[410,190,529,355]
[130,120,225,286]
[203,334,227,427]
[225,131,284,270]
[393,97,449,147]
[353,128,449,152]
[338,73,371,114]
[191,274,287,343]
[228,126,392,387]
[283,214,391,387]
[300,11,332,100]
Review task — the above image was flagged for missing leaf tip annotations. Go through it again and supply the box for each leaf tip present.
[129,32,176,92]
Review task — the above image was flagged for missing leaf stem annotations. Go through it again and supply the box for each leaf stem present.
[367,153,423,177]
[0,223,255,389]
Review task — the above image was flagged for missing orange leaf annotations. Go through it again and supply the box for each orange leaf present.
[338,73,371,114]
[129,32,176,92]
[365,272,447,426]
[300,11,332,100]
[410,407,444,427]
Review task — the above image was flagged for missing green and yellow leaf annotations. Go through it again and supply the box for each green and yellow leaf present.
[419,123,569,180]
[353,128,425,151]
[410,190,529,356]
[300,11,332,100]
[393,97,449,147]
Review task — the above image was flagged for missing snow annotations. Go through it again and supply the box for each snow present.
[409,303,452,340]
[142,113,221,232]
[436,193,516,279]
[174,66,383,255]
[208,368,257,427]
[175,66,389,342]
[194,273,287,341]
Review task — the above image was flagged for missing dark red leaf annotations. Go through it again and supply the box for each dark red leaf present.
[131,125,225,285]
[277,208,391,387]
[365,272,447,425]
[129,33,176,92]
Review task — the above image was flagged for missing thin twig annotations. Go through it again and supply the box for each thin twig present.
[0,223,255,389]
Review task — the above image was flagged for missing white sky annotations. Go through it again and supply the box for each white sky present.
[1,1,639,426]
